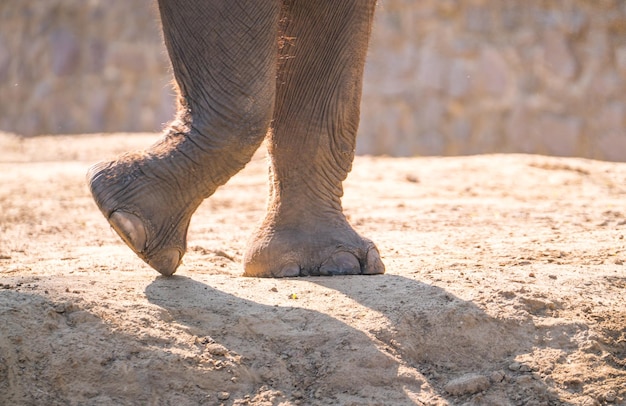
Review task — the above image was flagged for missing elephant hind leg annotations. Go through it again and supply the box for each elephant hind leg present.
[243,0,385,277]
[88,0,282,276]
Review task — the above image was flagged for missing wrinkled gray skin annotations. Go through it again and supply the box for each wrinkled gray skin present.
[88,0,385,277]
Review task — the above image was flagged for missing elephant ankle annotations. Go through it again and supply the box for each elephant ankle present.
[150,127,265,197]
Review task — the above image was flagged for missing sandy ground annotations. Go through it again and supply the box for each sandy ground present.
[0,132,625,406]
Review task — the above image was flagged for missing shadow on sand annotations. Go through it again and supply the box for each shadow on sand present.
[144,274,576,405]
[0,273,580,405]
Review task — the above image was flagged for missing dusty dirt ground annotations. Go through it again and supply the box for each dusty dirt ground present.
[0,132,625,406]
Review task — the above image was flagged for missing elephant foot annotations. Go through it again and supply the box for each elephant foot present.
[87,153,201,276]
[243,217,385,277]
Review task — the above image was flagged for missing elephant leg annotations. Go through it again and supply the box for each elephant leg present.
[88,0,281,275]
[244,0,385,277]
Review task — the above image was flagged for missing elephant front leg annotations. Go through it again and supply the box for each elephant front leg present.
[244,1,385,277]
[88,0,281,276]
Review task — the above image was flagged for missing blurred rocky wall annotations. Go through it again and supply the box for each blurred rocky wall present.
[0,0,174,136]
[360,0,626,161]
[2,1,626,161]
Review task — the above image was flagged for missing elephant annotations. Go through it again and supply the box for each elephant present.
[87,0,385,278]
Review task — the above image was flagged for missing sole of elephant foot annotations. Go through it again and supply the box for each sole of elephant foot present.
[243,231,386,278]
[87,158,196,276]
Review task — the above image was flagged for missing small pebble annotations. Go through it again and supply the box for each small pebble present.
[217,391,230,401]
[604,391,616,402]
[206,343,228,356]
[406,174,419,183]
[444,374,490,396]
[489,370,505,383]
[508,362,521,371]
[53,304,67,314]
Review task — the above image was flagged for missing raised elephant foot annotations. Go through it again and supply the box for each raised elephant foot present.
[87,151,202,276]
[243,217,385,277]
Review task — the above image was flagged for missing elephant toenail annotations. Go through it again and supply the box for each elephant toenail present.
[109,211,147,253]
[363,247,385,275]
[277,263,300,277]
[320,252,361,275]
[147,248,182,276]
